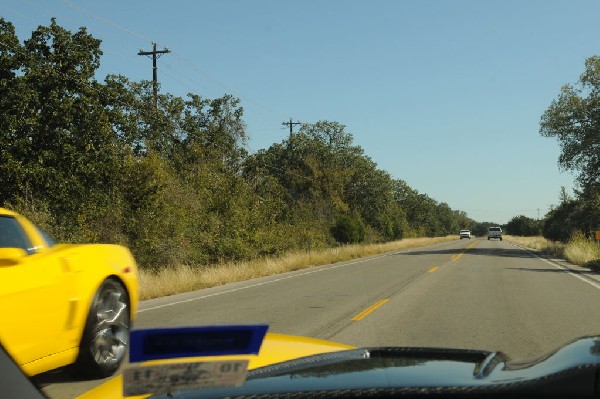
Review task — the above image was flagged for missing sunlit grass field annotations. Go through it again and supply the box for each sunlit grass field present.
[139,236,457,300]
[505,235,600,270]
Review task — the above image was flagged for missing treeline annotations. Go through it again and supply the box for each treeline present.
[504,215,541,237]
[505,56,600,241]
[505,189,599,241]
[539,56,600,242]
[0,19,475,268]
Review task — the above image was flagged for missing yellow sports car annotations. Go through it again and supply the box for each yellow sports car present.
[0,208,139,378]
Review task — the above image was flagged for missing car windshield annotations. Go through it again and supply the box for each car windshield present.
[2,1,600,398]
[0,216,32,251]
[36,228,57,248]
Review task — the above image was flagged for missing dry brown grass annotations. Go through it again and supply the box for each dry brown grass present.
[139,236,457,300]
[564,238,600,266]
[504,235,565,257]
[504,235,600,268]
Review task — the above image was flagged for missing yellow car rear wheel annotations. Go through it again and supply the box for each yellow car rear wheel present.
[75,278,130,379]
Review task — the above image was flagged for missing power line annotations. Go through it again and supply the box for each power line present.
[15,0,210,100]
[0,4,37,23]
[8,1,296,150]
[57,0,153,43]
[51,0,286,118]
[170,51,282,116]
[12,0,147,70]
[0,37,260,159]
[161,60,216,95]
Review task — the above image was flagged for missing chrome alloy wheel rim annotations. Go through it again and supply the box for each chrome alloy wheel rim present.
[90,282,129,369]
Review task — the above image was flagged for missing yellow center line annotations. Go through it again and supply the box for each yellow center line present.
[451,240,479,261]
[351,299,389,321]
[451,253,464,262]
[428,266,439,273]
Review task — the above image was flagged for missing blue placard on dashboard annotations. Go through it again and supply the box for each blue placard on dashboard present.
[129,325,269,363]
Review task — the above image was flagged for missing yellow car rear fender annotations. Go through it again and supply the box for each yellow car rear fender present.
[58,244,139,322]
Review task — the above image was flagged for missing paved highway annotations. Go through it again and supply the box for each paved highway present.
[40,238,600,398]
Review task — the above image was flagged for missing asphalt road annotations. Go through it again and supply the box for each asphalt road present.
[40,238,600,398]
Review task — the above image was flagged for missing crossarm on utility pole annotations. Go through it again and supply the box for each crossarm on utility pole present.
[282,118,301,139]
[137,42,171,108]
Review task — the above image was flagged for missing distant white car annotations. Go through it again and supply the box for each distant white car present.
[459,230,471,239]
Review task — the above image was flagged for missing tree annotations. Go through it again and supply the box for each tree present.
[393,180,463,237]
[0,18,483,268]
[543,192,600,242]
[540,56,600,241]
[543,201,579,242]
[540,56,600,191]
[506,215,541,236]
[0,18,128,241]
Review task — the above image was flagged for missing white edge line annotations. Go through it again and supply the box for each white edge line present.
[138,253,390,313]
[508,242,600,291]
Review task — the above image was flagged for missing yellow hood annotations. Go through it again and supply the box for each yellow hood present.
[78,332,354,399]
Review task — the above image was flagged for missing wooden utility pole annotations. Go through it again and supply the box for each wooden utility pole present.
[137,43,171,108]
[282,117,301,139]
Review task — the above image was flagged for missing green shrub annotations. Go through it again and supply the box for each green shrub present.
[331,214,365,244]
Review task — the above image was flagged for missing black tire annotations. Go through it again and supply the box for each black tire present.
[75,278,130,379]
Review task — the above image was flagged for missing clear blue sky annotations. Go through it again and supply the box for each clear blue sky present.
[3,0,597,224]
